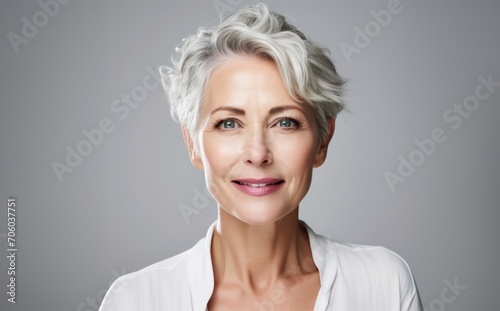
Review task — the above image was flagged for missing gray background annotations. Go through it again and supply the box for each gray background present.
[1,0,499,310]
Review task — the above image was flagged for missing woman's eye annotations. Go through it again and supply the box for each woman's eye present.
[217,119,238,129]
[277,118,299,128]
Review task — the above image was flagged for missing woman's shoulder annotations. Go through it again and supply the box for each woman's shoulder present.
[306,222,414,275]
[309,225,420,290]
[315,235,422,309]
[318,234,416,280]
[124,236,204,280]
[98,237,207,311]
[328,239,422,308]
[334,240,412,269]
[306,223,410,269]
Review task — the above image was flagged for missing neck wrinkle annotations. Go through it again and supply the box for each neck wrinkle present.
[211,207,315,293]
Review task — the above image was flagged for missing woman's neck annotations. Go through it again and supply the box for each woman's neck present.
[210,207,316,293]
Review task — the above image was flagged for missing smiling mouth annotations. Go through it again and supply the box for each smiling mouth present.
[233,180,284,187]
[232,179,284,196]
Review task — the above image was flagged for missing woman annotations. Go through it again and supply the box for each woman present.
[100,3,423,310]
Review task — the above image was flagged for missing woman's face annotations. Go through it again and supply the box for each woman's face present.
[184,56,334,225]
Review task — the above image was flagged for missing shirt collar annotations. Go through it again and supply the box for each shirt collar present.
[300,220,338,309]
[187,221,216,311]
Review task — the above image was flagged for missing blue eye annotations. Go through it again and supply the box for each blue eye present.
[217,119,238,129]
[277,118,299,128]
[223,120,235,128]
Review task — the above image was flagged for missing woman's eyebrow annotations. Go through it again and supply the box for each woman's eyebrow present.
[210,106,245,116]
[268,105,303,115]
[210,105,303,116]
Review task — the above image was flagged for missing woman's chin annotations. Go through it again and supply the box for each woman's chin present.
[223,205,297,226]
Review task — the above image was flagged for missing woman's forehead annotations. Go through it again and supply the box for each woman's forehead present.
[203,57,298,109]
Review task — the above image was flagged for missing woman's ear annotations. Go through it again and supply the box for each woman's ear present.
[313,117,335,168]
[182,127,204,170]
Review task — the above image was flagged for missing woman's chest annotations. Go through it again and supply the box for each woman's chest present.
[207,273,321,311]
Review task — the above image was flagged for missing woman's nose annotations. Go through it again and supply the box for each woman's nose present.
[244,128,273,166]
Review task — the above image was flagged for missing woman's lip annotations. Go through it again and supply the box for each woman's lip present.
[232,181,284,196]
[232,178,283,184]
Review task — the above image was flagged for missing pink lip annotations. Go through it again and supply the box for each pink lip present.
[232,178,284,197]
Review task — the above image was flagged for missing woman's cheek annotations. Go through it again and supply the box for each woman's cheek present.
[202,133,242,167]
[271,132,316,158]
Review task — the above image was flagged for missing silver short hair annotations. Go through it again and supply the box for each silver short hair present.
[161,3,345,149]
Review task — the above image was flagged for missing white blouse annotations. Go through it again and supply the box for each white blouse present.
[99,220,423,311]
